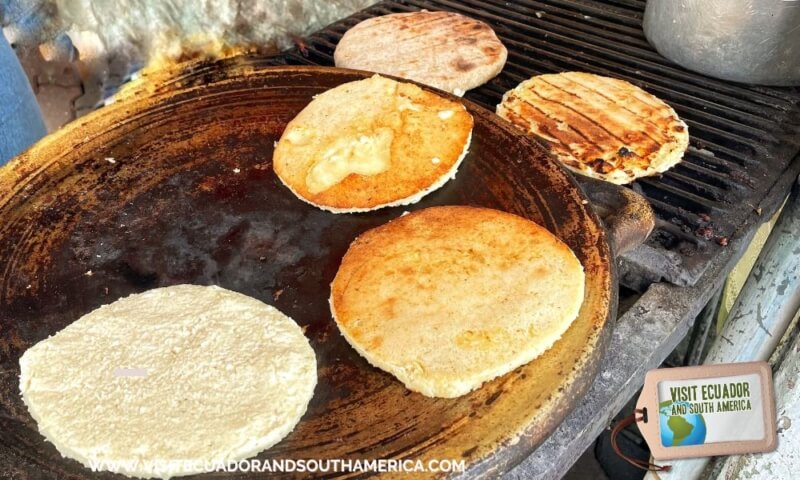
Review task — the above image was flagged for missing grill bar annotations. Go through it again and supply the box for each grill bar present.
[282,0,800,287]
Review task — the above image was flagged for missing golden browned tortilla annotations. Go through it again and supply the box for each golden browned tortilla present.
[497,72,689,184]
[330,206,585,398]
[334,11,507,95]
[273,75,473,212]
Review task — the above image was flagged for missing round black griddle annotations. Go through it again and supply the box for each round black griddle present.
[0,64,615,479]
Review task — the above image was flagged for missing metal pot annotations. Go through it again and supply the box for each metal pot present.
[643,0,800,86]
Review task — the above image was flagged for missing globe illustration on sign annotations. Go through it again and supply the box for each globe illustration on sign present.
[659,400,707,446]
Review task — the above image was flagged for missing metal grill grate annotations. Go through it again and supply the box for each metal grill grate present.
[276,0,800,287]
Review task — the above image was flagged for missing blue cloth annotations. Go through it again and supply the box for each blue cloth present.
[0,33,46,166]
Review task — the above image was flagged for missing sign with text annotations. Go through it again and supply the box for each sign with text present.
[636,362,776,460]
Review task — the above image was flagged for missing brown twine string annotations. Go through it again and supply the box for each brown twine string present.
[609,408,672,473]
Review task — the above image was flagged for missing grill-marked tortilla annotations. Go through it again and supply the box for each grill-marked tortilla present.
[330,206,585,398]
[497,72,689,184]
[334,11,507,95]
[19,285,316,479]
[273,75,473,212]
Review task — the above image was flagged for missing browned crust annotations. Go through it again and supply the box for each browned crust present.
[335,11,508,94]
[330,205,585,397]
[497,72,689,184]
[332,206,576,313]
[273,76,474,211]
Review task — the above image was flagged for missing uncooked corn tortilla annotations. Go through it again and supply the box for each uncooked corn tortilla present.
[19,284,316,479]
